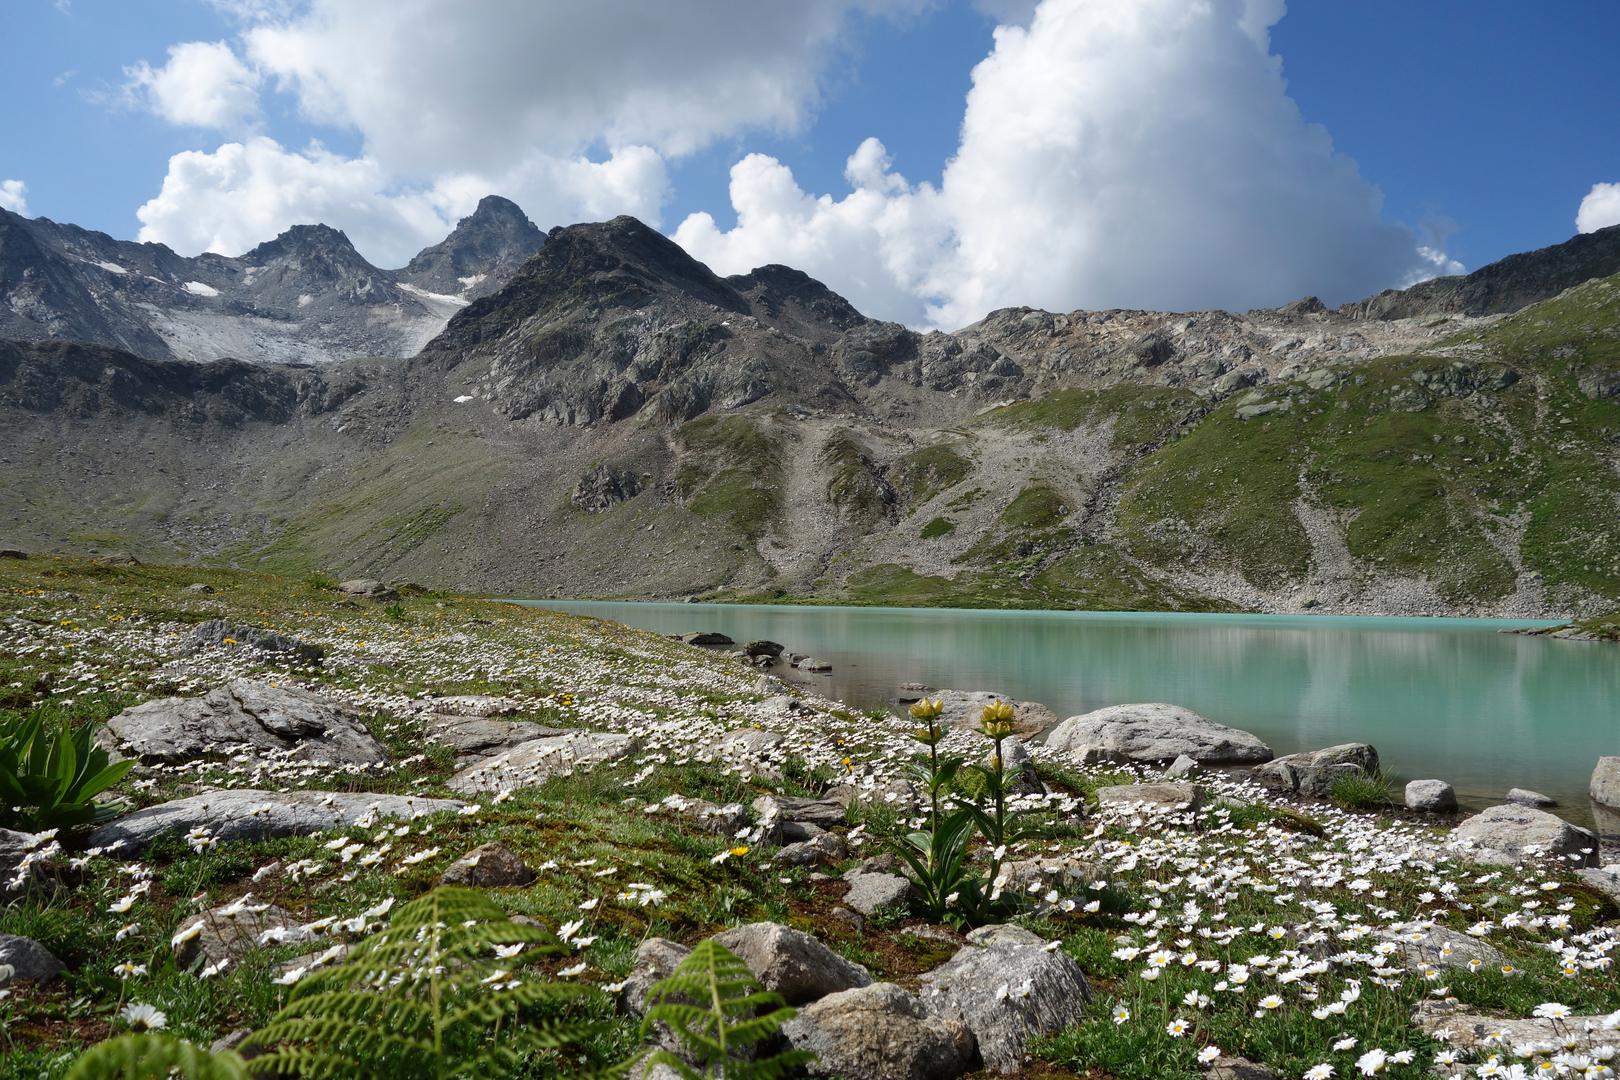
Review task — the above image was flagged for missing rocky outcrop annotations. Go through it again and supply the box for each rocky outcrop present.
[1045,704,1271,764]
[1252,743,1379,798]
[1451,804,1599,867]
[88,789,466,855]
[781,982,974,1080]
[917,925,1090,1074]
[571,464,644,512]
[447,731,638,794]
[710,922,872,1005]
[1413,1000,1619,1059]
[102,679,387,767]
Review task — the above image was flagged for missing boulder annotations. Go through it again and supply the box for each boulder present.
[794,657,832,673]
[0,934,64,985]
[842,871,912,917]
[678,632,733,646]
[711,922,872,1005]
[88,789,466,855]
[743,640,784,659]
[173,900,310,968]
[1414,1001,1617,1058]
[1576,866,1620,906]
[1505,787,1556,808]
[1094,782,1205,813]
[1045,704,1271,764]
[439,842,535,888]
[781,982,974,1080]
[775,832,848,868]
[182,583,215,594]
[618,938,692,1018]
[103,679,386,767]
[1404,779,1458,813]
[180,620,324,664]
[928,690,1056,736]
[448,732,637,795]
[1252,743,1379,798]
[918,925,1091,1073]
[337,578,398,600]
[1380,924,1504,972]
[1592,756,1620,808]
[1451,804,1599,867]
[423,715,564,762]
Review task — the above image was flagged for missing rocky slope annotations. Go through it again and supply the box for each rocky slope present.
[3,217,1619,618]
[0,196,542,364]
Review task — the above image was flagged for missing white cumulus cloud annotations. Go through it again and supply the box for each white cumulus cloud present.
[122,40,262,131]
[679,0,1446,328]
[134,137,667,267]
[0,179,28,215]
[1576,182,1620,234]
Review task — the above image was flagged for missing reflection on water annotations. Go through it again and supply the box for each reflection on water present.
[518,602,1619,814]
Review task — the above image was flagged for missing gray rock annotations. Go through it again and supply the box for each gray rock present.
[1576,866,1620,905]
[1505,787,1556,808]
[678,632,733,646]
[0,934,64,985]
[1207,1056,1280,1080]
[1381,924,1504,972]
[88,789,466,855]
[1414,1001,1615,1058]
[658,794,750,837]
[182,582,215,594]
[794,656,832,672]
[439,842,535,887]
[711,922,872,1005]
[1094,782,1206,813]
[180,619,324,664]
[448,731,638,795]
[918,925,1090,1073]
[992,855,1097,904]
[927,690,1057,736]
[571,464,643,512]
[1164,753,1199,778]
[103,679,386,767]
[1,829,49,895]
[337,578,398,600]
[989,737,1044,796]
[752,795,847,827]
[719,728,787,758]
[173,901,310,967]
[423,714,564,762]
[1452,804,1599,867]
[416,695,523,717]
[1404,779,1458,813]
[775,832,849,868]
[1045,703,1271,764]
[743,640,784,659]
[1592,756,1620,808]
[782,982,974,1080]
[842,871,912,917]
[619,938,692,1018]
[1253,743,1379,797]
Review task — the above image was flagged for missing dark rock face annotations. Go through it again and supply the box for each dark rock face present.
[571,464,645,512]
[400,196,544,301]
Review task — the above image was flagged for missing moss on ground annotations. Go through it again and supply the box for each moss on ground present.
[889,442,973,506]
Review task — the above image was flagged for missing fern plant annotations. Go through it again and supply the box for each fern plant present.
[66,887,602,1080]
[0,712,132,830]
[640,939,813,1079]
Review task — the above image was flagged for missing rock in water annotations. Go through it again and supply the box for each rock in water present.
[1404,779,1458,813]
[711,922,872,1005]
[1505,787,1557,808]
[1451,804,1599,867]
[103,679,386,767]
[88,789,466,855]
[1252,743,1379,797]
[1044,703,1271,764]
[918,924,1090,1073]
[782,982,974,1080]
[1592,757,1620,809]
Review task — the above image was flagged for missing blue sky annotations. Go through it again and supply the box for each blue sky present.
[4,0,1618,326]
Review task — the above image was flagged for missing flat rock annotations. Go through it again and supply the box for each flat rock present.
[1164,753,1199,778]
[423,715,563,762]
[794,657,832,672]
[1414,1001,1616,1057]
[173,900,310,967]
[1592,756,1620,808]
[1207,1057,1280,1080]
[775,832,848,868]
[180,619,324,664]
[89,789,466,855]
[1253,743,1379,798]
[440,842,535,887]
[928,690,1057,736]
[1045,703,1271,764]
[753,795,847,827]
[919,925,1090,1073]
[337,578,398,600]
[1404,779,1458,813]
[719,728,787,763]
[1094,782,1205,813]
[448,731,637,795]
[416,695,524,717]
[103,679,386,767]
[842,871,912,916]
[1451,804,1599,867]
[1380,924,1505,972]
[711,922,872,1005]
[1505,787,1557,808]
[0,933,64,985]
[782,982,974,1080]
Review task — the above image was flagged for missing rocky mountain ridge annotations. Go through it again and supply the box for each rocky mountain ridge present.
[0,195,543,365]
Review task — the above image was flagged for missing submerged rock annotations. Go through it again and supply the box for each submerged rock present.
[1045,703,1271,764]
[1505,787,1556,808]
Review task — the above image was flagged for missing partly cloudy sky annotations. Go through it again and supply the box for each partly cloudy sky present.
[6,0,1619,327]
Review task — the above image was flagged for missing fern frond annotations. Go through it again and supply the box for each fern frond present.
[63,1033,249,1080]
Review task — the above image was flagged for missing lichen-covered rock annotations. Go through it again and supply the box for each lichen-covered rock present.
[782,982,974,1080]
[842,871,912,917]
[448,731,637,795]
[103,679,385,767]
[1404,779,1457,813]
[1451,804,1599,867]
[1045,704,1270,764]
[711,922,872,1005]
[439,842,535,887]
[1253,743,1379,797]
[918,925,1090,1073]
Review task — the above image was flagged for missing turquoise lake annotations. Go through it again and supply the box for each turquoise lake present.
[519,601,1619,817]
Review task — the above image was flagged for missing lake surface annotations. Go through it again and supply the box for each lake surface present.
[518,601,1619,816]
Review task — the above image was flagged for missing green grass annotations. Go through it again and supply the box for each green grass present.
[818,429,894,523]
[677,414,784,538]
[1328,770,1394,810]
[983,385,1205,451]
[890,443,973,505]
[919,517,956,540]
[999,485,1071,530]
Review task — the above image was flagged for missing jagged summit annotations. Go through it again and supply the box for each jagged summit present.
[243,223,363,263]
[400,195,543,300]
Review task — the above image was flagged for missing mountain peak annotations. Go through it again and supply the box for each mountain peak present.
[399,194,543,299]
[244,223,365,265]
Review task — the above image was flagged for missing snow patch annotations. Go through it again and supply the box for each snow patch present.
[297,293,313,308]
[94,260,129,275]
[182,280,221,298]
[453,394,474,403]
[398,282,471,307]
[456,273,486,291]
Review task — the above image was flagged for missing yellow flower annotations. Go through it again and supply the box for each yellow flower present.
[729,846,750,857]
[979,699,1017,739]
